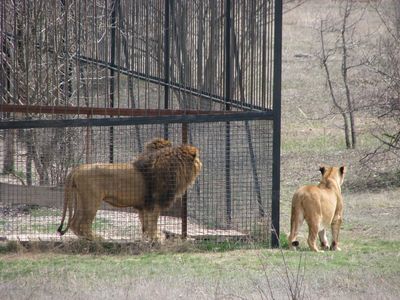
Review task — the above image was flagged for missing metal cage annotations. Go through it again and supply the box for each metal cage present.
[0,0,282,246]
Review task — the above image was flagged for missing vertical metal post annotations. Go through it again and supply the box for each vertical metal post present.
[109,0,118,163]
[224,0,232,227]
[163,0,170,139]
[26,127,33,186]
[271,0,282,248]
[181,123,188,239]
[86,114,92,163]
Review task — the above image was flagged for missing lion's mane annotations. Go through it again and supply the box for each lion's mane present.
[134,144,202,210]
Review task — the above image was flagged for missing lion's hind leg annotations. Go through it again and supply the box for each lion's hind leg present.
[70,193,101,241]
[70,212,96,240]
[138,210,147,237]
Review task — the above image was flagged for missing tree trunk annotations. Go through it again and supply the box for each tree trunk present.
[320,19,352,149]
[341,1,357,148]
[3,130,15,174]
[202,0,219,110]
[2,32,15,175]
[25,129,33,186]
[118,2,142,151]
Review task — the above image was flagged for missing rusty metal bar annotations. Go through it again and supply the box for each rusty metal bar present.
[0,104,220,117]
[181,122,188,239]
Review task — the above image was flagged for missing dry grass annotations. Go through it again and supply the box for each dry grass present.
[1,238,399,300]
[1,1,399,299]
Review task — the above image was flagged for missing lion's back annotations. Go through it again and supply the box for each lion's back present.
[69,163,147,207]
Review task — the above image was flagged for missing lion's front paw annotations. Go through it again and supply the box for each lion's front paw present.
[92,235,104,241]
[142,231,165,244]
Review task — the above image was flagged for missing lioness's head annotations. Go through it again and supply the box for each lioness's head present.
[319,165,346,187]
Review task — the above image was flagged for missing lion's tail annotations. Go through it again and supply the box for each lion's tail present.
[57,171,76,236]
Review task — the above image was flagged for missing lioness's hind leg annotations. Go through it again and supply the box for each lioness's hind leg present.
[306,218,321,252]
[318,229,329,250]
[330,216,342,251]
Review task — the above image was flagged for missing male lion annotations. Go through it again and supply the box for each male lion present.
[57,139,202,241]
[288,165,346,252]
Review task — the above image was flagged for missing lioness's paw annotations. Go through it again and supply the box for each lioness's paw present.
[321,244,330,251]
[290,241,300,250]
[330,242,342,251]
[312,248,323,252]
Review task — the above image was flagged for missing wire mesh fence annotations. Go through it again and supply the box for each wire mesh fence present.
[0,0,282,246]
[0,120,273,243]
[0,0,275,116]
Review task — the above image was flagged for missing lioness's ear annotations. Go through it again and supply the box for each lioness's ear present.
[339,166,346,175]
[319,165,325,175]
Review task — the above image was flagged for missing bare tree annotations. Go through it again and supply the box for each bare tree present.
[283,0,309,14]
[1,1,85,185]
[318,0,369,149]
[365,0,400,159]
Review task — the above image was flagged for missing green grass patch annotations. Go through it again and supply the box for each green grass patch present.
[284,239,400,273]
[0,220,6,230]
[279,232,289,249]
[92,217,112,231]
[0,252,223,282]
[1,239,398,284]
[30,208,61,218]
[195,239,270,252]
[30,224,59,234]
[282,130,381,154]
[282,131,346,153]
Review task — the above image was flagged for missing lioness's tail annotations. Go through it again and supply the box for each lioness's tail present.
[288,194,304,248]
[57,171,76,236]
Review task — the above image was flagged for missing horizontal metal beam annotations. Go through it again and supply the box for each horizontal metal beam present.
[0,104,210,117]
[0,111,273,129]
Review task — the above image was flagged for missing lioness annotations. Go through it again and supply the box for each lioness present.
[57,139,202,241]
[288,165,346,252]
